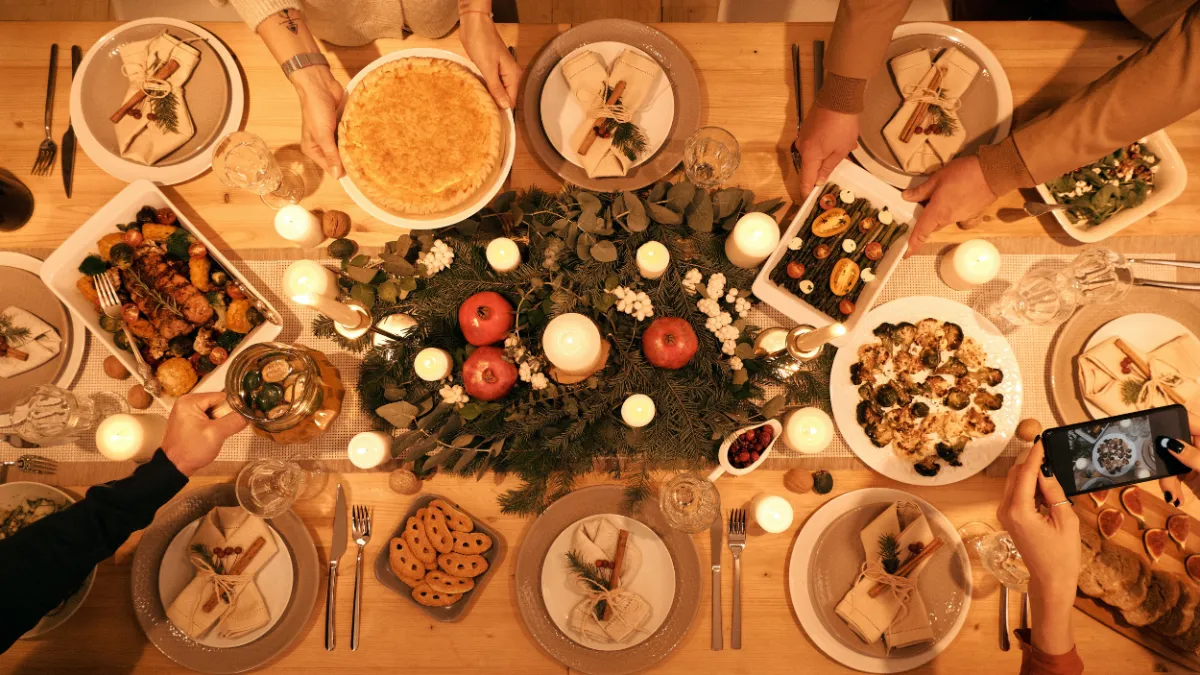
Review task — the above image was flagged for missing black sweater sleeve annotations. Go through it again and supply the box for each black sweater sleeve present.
[0,450,188,651]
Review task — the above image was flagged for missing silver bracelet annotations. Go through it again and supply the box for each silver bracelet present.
[281,52,329,79]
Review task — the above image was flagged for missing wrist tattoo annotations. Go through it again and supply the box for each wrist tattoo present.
[278,9,300,35]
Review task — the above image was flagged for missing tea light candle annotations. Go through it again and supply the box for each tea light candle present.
[792,322,846,353]
[373,313,418,347]
[754,327,789,356]
[724,212,780,269]
[281,260,337,299]
[95,413,167,463]
[783,407,834,454]
[750,494,794,534]
[414,347,452,381]
[486,237,521,273]
[274,204,324,248]
[348,431,391,469]
[292,293,367,330]
[636,241,670,279]
[621,394,656,428]
[542,313,603,375]
[940,239,1001,290]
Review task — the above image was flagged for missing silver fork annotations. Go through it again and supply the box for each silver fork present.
[1,455,57,474]
[350,504,372,651]
[728,508,746,650]
[93,273,163,396]
[32,44,59,176]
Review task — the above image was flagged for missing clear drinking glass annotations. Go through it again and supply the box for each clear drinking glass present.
[211,131,304,209]
[235,458,310,518]
[957,521,1029,592]
[660,472,721,533]
[683,127,740,189]
[0,384,127,446]
[1068,248,1133,305]
[996,268,1079,326]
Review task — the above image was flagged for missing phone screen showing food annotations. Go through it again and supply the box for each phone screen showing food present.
[1043,405,1191,498]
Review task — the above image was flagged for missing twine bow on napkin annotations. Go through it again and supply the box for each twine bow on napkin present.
[569,574,653,643]
[113,31,201,166]
[882,47,979,174]
[560,49,662,179]
[1080,336,1200,416]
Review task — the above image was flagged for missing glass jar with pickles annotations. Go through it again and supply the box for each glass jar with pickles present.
[225,342,345,444]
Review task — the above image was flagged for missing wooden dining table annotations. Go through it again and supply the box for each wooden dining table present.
[2,18,1200,675]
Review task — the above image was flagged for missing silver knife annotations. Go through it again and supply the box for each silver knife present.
[327,483,347,651]
[711,514,723,650]
[61,46,80,198]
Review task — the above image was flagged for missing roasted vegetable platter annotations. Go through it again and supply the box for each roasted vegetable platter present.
[41,180,282,408]
[752,160,916,347]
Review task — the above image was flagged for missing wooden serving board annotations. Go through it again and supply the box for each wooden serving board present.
[1074,486,1200,672]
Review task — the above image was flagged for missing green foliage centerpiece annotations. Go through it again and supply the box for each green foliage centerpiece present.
[313,179,831,515]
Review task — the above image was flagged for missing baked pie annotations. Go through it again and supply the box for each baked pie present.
[339,57,503,216]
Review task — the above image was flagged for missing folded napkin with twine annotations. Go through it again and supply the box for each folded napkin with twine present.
[1080,335,1200,416]
[567,516,651,643]
[0,307,62,379]
[883,47,978,174]
[115,31,200,166]
[166,507,278,640]
[561,49,661,179]
[835,502,937,649]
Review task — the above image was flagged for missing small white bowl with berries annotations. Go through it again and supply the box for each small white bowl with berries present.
[708,419,783,480]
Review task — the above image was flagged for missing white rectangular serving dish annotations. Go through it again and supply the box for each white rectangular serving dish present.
[752,160,918,348]
[1034,129,1187,243]
[41,180,282,409]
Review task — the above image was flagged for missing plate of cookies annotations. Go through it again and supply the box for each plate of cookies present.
[374,494,504,620]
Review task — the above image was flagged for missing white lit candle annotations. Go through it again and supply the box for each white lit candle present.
[274,204,325,248]
[348,430,391,469]
[414,347,452,381]
[783,407,834,455]
[542,313,603,375]
[636,241,670,279]
[940,239,1001,290]
[281,260,337,299]
[754,327,789,356]
[95,413,167,462]
[293,293,366,329]
[749,494,794,534]
[724,212,780,269]
[621,394,656,427]
[374,313,418,347]
[792,322,847,353]
[486,237,521,273]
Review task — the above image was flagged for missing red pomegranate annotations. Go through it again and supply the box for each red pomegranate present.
[458,291,514,346]
[462,346,518,401]
[642,318,699,370]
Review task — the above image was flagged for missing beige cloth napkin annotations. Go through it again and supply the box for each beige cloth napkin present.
[883,47,978,174]
[1079,335,1200,416]
[115,32,200,166]
[0,307,62,378]
[567,515,651,643]
[570,515,642,588]
[1145,335,1200,414]
[835,502,937,648]
[165,507,278,640]
[562,49,662,178]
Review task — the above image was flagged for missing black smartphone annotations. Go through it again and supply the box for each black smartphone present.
[1042,404,1191,498]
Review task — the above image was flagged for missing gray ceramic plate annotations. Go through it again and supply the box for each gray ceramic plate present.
[373,493,505,621]
[522,19,701,192]
[0,266,71,410]
[131,485,320,674]
[514,485,700,675]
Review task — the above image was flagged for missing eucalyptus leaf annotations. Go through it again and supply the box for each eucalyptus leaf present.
[604,274,621,290]
[509,204,524,227]
[455,217,480,235]
[382,259,415,277]
[577,210,604,234]
[425,444,456,469]
[417,401,452,431]
[760,394,786,420]
[648,181,670,202]
[435,414,464,441]
[748,197,784,214]
[398,276,417,292]
[739,189,756,210]
[452,449,479,473]
[349,283,375,310]
[552,218,572,236]
[734,342,756,359]
[404,436,437,462]
[459,401,482,420]
[623,192,649,232]
[715,189,742,218]
[646,202,683,225]
[686,192,714,232]
[487,437,506,455]
[376,401,420,429]
[612,193,625,217]
[575,191,602,215]
[732,368,749,386]
[576,237,593,261]
[451,434,478,448]
[383,385,407,401]
[591,240,618,263]
[492,190,516,213]
[350,254,370,267]
[565,221,580,249]
[346,264,378,284]
[417,396,435,415]
[667,181,696,212]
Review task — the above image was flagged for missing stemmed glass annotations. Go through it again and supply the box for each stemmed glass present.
[684,127,740,189]
[995,248,1133,327]
[211,131,304,209]
[0,384,127,446]
[957,521,1029,591]
[660,472,721,533]
[234,457,327,518]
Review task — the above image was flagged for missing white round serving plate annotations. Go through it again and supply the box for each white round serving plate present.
[338,47,517,230]
[539,513,675,652]
[0,482,96,638]
[787,487,972,673]
[158,516,294,649]
[851,22,1012,190]
[69,17,245,185]
[1091,431,1139,478]
[0,252,87,394]
[1080,312,1197,419]
[830,296,1023,486]
[539,41,675,172]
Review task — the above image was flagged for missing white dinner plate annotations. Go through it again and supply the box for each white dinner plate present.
[539,41,675,172]
[540,514,675,651]
[158,516,293,649]
[830,296,1023,485]
[1080,312,1198,419]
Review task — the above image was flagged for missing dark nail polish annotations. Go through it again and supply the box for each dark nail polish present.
[1033,434,1042,444]
[1158,436,1186,453]
[1165,491,1173,503]
[1041,463,1052,478]
[1175,499,1182,507]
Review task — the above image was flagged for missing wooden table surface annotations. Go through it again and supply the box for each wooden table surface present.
[1,18,1199,675]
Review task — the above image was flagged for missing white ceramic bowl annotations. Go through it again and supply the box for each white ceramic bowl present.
[1034,129,1187,243]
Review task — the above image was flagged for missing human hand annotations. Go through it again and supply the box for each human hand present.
[459,12,521,109]
[161,392,248,477]
[793,107,859,199]
[1156,411,1200,507]
[291,65,346,178]
[900,155,996,257]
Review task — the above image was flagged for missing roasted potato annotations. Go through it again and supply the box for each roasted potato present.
[156,357,199,397]
[142,223,180,242]
[76,275,100,307]
[189,257,212,292]
[225,299,255,334]
[97,232,125,261]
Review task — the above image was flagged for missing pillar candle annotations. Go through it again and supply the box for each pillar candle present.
[348,431,391,469]
[750,494,794,534]
[95,413,167,462]
[724,212,780,268]
[621,394,656,428]
[940,239,1001,290]
[292,293,366,328]
[542,313,603,375]
[281,260,337,299]
[792,322,846,353]
[783,407,834,455]
[486,237,521,273]
[274,204,325,248]
[636,241,670,279]
[414,347,452,381]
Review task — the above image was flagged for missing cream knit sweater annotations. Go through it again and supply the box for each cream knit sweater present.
[213,0,458,46]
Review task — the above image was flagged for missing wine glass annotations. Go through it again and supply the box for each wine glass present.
[0,385,127,446]
[234,458,326,518]
[660,472,721,533]
[957,521,1029,592]
[995,268,1079,327]
[1068,248,1133,305]
[211,131,304,209]
[684,127,740,189]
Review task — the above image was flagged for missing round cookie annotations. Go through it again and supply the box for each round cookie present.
[426,570,475,595]
[424,505,455,554]
[438,552,489,578]
[404,509,438,566]
[388,537,425,584]
[430,499,474,533]
[412,583,460,607]
[452,530,493,555]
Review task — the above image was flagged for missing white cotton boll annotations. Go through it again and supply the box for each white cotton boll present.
[530,372,548,390]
